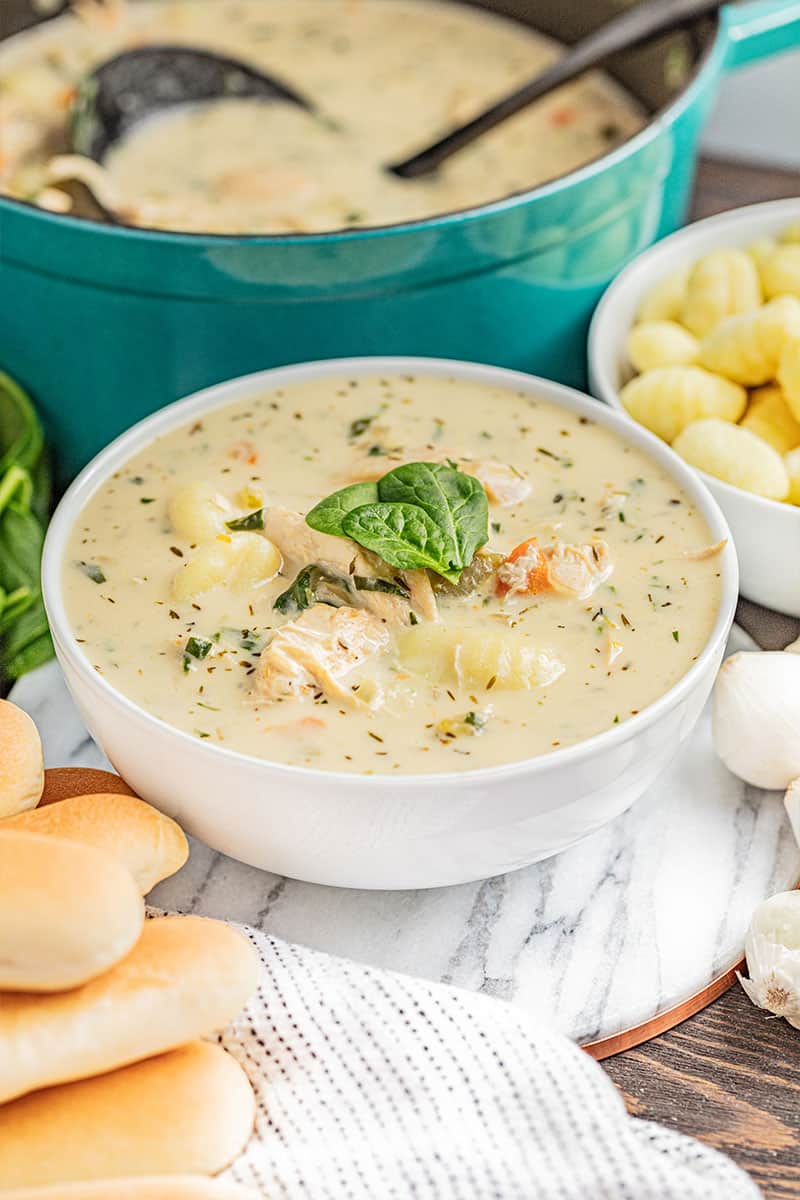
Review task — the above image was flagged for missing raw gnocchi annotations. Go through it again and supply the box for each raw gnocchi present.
[172,533,282,601]
[740,385,800,454]
[636,265,689,324]
[619,366,746,444]
[619,219,800,506]
[777,337,800,421]
[672,418,790,500]
[681,249,762,337]
[698,296,800,386]
[785,447,800,505]
[396,623,564,692]
[626,321,699,372]
[759,243,800,300]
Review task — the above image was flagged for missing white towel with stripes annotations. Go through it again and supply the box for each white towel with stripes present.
[215,923,760,1199]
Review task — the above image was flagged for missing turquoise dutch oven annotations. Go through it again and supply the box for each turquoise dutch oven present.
[1,0,799,480]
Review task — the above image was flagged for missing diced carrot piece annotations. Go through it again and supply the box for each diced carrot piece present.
[496,537,550,596]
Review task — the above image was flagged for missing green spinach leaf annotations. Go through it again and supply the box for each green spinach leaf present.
[0,373,53,688]
[342,502,461,582]
[306,481,379,538]
[379,461,488,570]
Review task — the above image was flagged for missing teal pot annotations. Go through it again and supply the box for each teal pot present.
[1,0,799,480]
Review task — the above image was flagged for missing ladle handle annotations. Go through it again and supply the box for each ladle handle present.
[391,0,725,179]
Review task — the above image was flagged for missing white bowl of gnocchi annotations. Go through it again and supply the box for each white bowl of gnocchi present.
[42,357,737,888]
[589,198,800,618]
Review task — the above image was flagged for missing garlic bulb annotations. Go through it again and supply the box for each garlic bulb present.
[739,891,800,1028]
[712,649,800,789]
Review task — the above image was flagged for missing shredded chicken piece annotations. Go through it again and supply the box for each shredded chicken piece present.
[255,604,390,705]
[344,446,531,506]
[682,539,727,561]
[497,537,613,600]
[472,461,532,507]
[599,484,628,519]
[264,506,437,623]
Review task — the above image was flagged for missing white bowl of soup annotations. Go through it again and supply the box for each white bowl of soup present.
[42,358,737,888]
[589,199,800,618]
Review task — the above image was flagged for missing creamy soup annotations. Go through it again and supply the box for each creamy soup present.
[0,0,644,233]
[63,373,723,774]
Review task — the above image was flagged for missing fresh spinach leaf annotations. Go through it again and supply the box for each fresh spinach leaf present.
[0,508,44,595]
[306,481,379,538]
[0,371,44,477]
[0,373,53,689]
[379,461,488,570]
[342,502,461,582]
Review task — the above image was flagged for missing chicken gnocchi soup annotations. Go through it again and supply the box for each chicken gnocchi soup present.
[63,373,723,773]
[0,0,644,234]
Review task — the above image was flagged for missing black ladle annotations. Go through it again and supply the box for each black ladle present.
[391,0,724,178]
[70,45,311,162]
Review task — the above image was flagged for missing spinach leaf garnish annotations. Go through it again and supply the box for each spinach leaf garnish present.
[379,461,488,573]
[225,508,264,531]
[305,461,488,582]
[342,502,460,582]
[306,481,378,538]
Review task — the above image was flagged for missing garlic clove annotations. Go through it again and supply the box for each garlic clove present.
[739,891,800,1028]
[712,650,800,789]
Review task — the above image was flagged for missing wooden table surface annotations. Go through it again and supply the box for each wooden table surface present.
[602,157,800,1200]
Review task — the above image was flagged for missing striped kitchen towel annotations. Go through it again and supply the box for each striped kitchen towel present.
[216,923,760,1199]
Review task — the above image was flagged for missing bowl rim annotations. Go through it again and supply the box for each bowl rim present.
[42,355,738,786]
[587,196,800,521]
[0,8,719,245]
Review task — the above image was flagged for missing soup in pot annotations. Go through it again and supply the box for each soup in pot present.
[0,0,644,233]
[63,371,723,774]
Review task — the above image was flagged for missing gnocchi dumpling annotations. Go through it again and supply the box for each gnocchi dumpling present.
[636,265,689,324]
[626,321,699,372]
[672,418,789,500]
[785,447,800,505]
[396,624,564,692]
[746,238,776,270]
[698,295,800,386]
[168,482,234,542]
[681,249,762,337]
[172,533,282,601]
[759,243,800,300]
[780,224,800,245]
[777,337,800,421]
[740,385,800,454]
[619,365,746,444]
